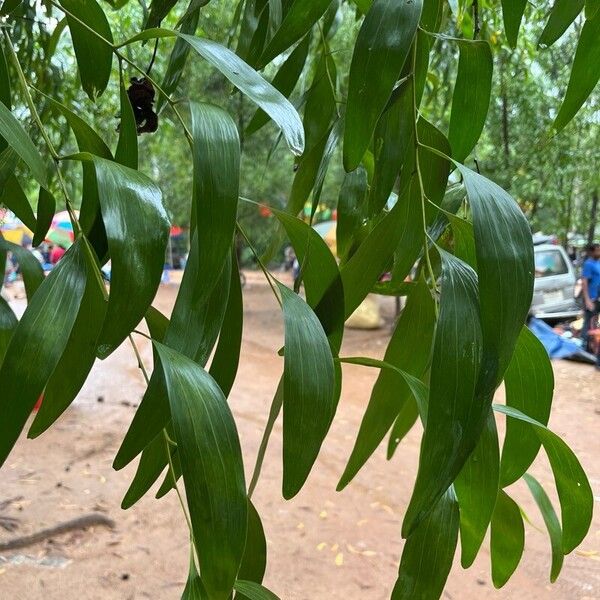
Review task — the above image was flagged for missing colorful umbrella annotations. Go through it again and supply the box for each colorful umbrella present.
[46,210,77,248]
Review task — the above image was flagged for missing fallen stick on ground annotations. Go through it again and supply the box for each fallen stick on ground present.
[0,514,115,552]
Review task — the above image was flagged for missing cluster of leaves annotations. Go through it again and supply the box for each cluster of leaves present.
[0,0,597,599]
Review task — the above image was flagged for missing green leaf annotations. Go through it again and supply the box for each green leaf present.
[156,0,204,113]
[190,102,240,304]
[0,240,87,467]
[182,554,208,599]
[538,0,584,47]
[33,187,55,248]
[338,278,434,489]
[421,0,444,32]
[369,80,413,216]
[403,251,483,537]
[121,29,305,154]
[523,473,564,583]
[0,0,22,14]
[46,17,68,60]
[490,490,524,588]
[553,13,600,132]
[154,342,247,600]
[277,282,336,499]
[391,488,460,599]
[0,238,44,300]
[258,0,331,67]
[208,252,243,398]
[45,95,113,158]
[500,326,553,486]
[454,411,499,568]
[0,39,10,111]
[337,166,368,262]
[88,157,169,358]
[29,243,107,437]
[145,0,178,28]
[115,70,138,170]
[236,500,267,599]
[114,240,231,470]
[343,0,422,171]
[272,208,345,351]
[386,398,419,459]
[60,0,114,100]
[0,175,36,236]
[0,296,17,367]
[448,40,492,162]
[236,0,269,66]
[121,430,169,509]
[340,185,417,317]
[45,95,112,238]
[233,581,280,600]
[180,33,304,155]
[587,0,600,19]
[246,33,310,135]
[500,0,527,48]
[0,101,48,187]
[456,163,534,391]
[493,404,593,554]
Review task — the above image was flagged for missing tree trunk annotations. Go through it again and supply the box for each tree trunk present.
[588,189,599,245]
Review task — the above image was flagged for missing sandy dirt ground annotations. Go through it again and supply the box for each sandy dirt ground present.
[0,272,599,600]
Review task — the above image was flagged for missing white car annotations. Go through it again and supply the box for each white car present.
[530,243,580,320]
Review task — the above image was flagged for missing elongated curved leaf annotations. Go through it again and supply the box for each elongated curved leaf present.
[45,95,112,238]
[182,553,208,599]
[0,296,17,366]
[33,187,55,248]
[337,166,368,262]
[154,342,247,600]
[233,581,280,600]
[539,0,584,47]
[387,398,419,459]
[553,13,600,132]
[403,251,483,537]
[190,102,240,304]
[0,175,35,232]
[523,473,564,582]
[454,411,499,568]
[156,0,204,113]
[0,238,44,299]
[121,29,304,154]
[29,244,106,437]
[114,241,231,470]
[343,0,422,171]
[501,0,527,48]
[273,208,344,351]
[278,282,335,499]
[490,490,524,588]
[369,80,412,216]
[115,70,138,170]
[246,33,310,135]
[0,101,48,187]
[500,326,553,486]
[145,0,178,28]
[236,500,267,600]
[209,252,243,397]
[0,37,10,111]
[494,404,593,554]
[392,488,459,599]
[457,163,533,393]
[258,0,331,67]
[587,0,600,18]
[340,183,419,317]
[60,0,114,100]
[338,277,434,490]
[88,157,169,358]
[0,240,87,466]
[448,40,492,162]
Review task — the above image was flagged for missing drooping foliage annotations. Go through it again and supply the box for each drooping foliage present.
[0,1,596,598]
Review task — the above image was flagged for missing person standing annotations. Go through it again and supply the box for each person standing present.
[580,243,600,367]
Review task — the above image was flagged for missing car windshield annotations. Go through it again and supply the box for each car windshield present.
[534,249,568,278]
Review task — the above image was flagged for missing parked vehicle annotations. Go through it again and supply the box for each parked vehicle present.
[530,243,580,320]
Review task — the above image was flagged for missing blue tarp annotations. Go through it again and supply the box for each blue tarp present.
[528,317,595,363]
